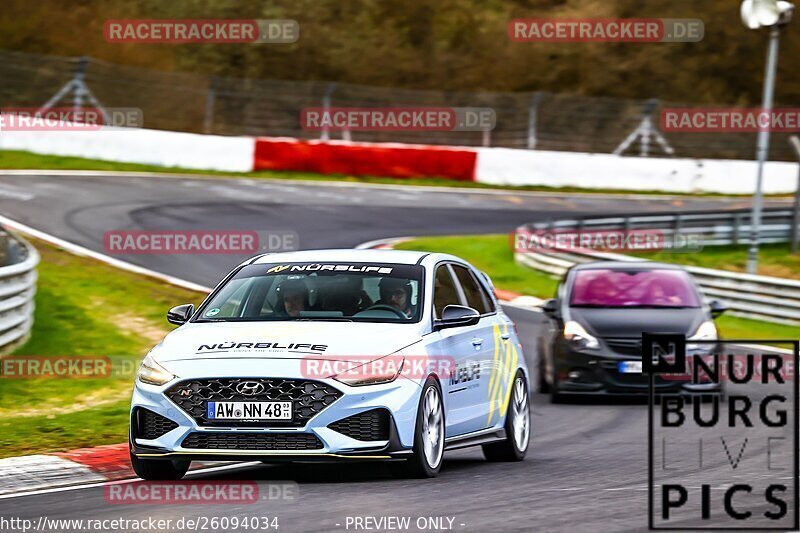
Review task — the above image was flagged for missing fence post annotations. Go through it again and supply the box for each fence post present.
[733,213,742,245]
[203,77,217,134]
[527,92,543,150]
[790,136,800,253]
[321,83,337,142]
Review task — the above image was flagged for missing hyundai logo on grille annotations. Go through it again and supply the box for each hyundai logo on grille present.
[235,381,265,396]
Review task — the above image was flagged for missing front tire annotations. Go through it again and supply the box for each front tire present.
[404,377,445,478]
[483,371,530,461]
[130,451,190,480]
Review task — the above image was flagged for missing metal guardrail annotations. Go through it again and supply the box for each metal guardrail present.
[528,208,796,247]
[515,207,800,325]
[0,229,39,353]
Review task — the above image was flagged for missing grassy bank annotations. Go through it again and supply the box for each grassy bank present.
[0,237,204,458]
[395,234,800,341]
[629,242,800,281]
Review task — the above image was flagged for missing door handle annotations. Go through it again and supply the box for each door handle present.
[471,338,483,346]
[500,333,511,340]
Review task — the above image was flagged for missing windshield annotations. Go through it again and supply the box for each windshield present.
[196,262,424,323]
[569,269,700,308]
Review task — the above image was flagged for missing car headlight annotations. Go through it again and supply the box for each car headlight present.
[688,320,718,351]
[137,354,176,386]
[564,321,599,350]
[689,320,718,340]
[333,356,405,387]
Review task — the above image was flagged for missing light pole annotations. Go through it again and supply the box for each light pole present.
[741,0,794,273]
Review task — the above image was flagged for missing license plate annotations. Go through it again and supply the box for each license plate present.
[618,361,643,374]
[207,401,292,420]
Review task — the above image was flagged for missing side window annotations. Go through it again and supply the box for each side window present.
[452,265,492,314]
[474,270,497,313]
[433,265,461,318]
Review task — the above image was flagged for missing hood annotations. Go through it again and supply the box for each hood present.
[569,308,706,338]
[152,321,424,363]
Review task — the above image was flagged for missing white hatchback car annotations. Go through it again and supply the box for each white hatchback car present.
[130,249,530,479]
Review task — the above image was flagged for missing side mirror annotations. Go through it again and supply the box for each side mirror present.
[167,304,195,325]
[709,300,727,318]
[541,298,560,318]
[435,305,480,330]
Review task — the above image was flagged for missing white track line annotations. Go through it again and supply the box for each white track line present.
[0,214,212,294]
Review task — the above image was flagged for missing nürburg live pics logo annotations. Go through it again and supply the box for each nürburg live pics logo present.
[645,333,799,530]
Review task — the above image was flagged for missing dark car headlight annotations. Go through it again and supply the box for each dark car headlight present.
[564,320,600,350]
[687,320,718,351]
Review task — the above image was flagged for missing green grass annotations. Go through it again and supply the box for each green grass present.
[0,149,777,197]
[0,237,205,458]
[629,242,800,281]
[396,234,800,342]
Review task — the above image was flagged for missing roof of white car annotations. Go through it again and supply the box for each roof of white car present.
[249,248,436,266]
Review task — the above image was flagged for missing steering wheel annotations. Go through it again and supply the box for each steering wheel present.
[361,304,408,319]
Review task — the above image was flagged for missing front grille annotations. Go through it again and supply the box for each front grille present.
[181,432,323,450]
[604,338,642,356]
[166,378,342,427]
[134,408,179,440]
[328,409,391,441]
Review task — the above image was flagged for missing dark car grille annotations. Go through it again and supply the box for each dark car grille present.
[603,338,642,357]
[181,432,323,451]
[133,408,179,440]
[166,378,342,427]
[328,409,391,441]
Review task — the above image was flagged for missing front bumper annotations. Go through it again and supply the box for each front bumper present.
[553,342,723,396]
[130,359,423,461]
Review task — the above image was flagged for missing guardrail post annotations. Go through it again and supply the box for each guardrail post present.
[673,215,682,238]
[790,136,800,253]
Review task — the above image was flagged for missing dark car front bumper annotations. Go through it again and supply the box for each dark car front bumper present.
[553,342,723,396]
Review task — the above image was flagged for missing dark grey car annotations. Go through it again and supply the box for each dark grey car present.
[538,261,727,401]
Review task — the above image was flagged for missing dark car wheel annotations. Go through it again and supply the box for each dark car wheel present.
[483,371,530,461]
[130,450,190,480]
[537,340,550,394]
[550,366,564,403]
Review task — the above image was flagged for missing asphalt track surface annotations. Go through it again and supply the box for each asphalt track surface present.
[0,172,795,532]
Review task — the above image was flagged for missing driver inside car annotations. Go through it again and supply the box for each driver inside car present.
[376,277,415,318]
[276,278,310,317]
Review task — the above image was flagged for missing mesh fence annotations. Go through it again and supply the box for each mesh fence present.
[0,48,797,161]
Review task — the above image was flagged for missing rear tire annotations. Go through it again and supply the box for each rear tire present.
[403,377,445,478]
[483,371,530,462]
[130,451,189,480]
